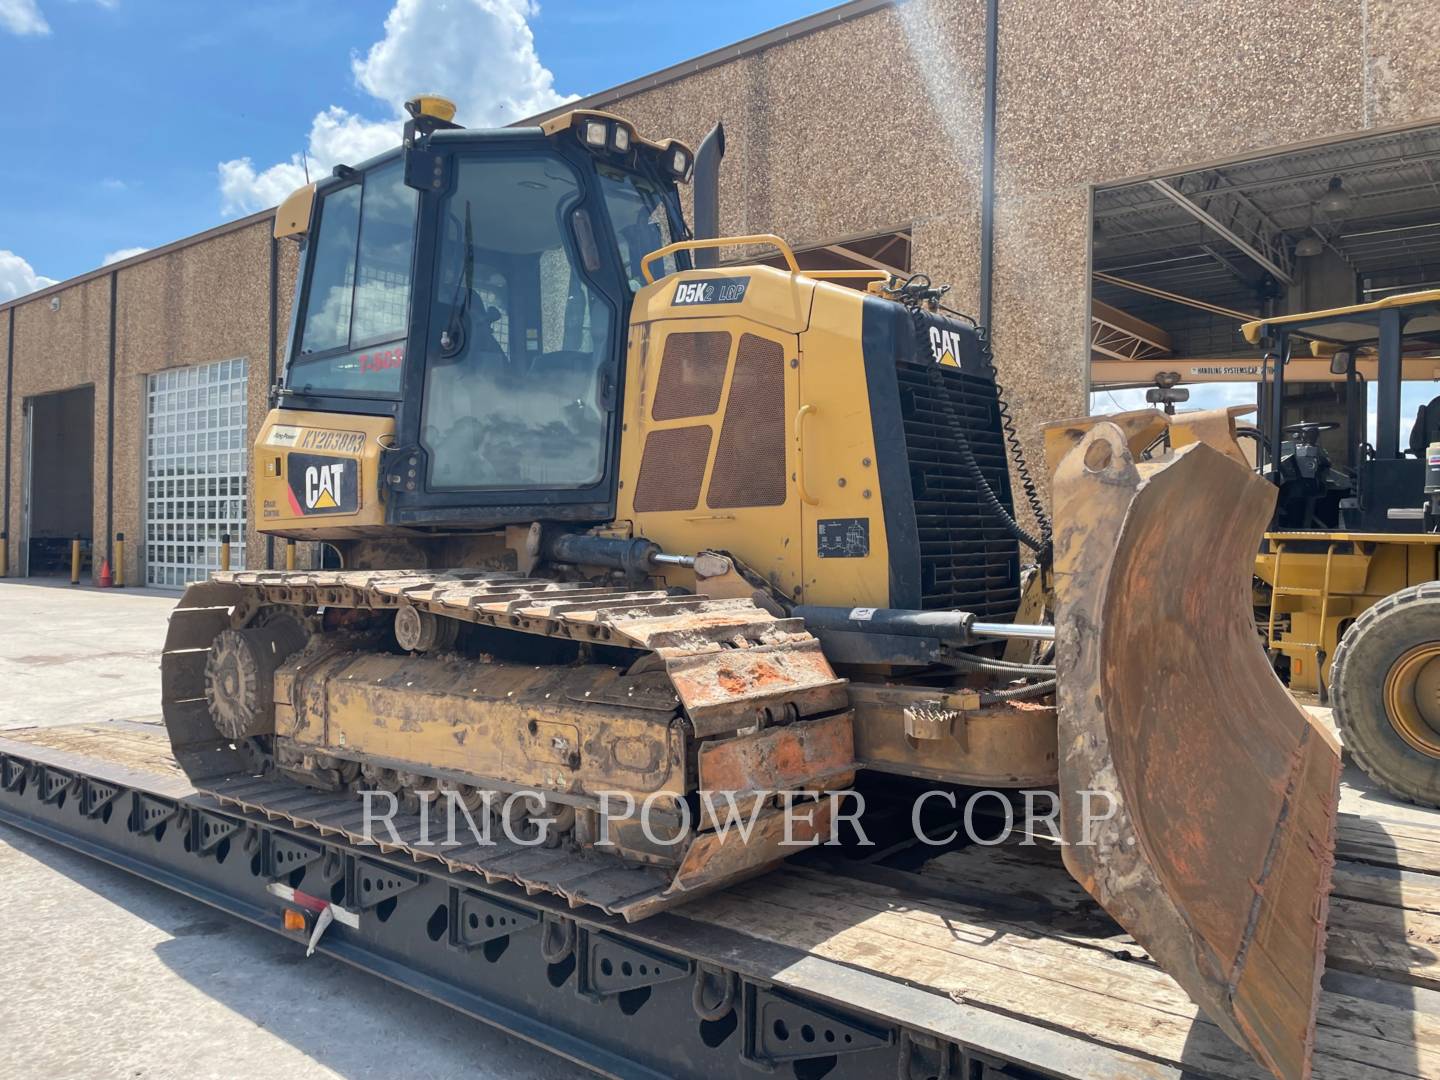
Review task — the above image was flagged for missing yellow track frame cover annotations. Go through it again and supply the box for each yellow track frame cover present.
[1051,415,1340,1080]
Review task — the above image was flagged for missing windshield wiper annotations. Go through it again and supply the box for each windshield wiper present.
[439,200,473,359]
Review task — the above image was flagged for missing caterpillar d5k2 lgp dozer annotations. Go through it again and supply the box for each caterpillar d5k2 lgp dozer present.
[161,98,1340,1080]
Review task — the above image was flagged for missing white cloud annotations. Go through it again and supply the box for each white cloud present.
[102,246,148,266]
[2,0,115,35]
[99,177,127,191]
[0,249,57,301]
[217,0,573,216]
[352,0,572,127]
[219,107,404,215]
[0,0,50,34]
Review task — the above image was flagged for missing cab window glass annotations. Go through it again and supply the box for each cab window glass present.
[597,165,676,289]
[422,154,614,490]
[289,158,417,394]
[351,161,417,344]
[298,184,360,356]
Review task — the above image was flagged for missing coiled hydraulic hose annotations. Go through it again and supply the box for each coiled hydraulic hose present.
[979,678,1056,705]
[974,323,1052,542]
[947,654,1057,678]
[887,273,1052,563]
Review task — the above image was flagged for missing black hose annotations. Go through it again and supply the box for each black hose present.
[979,678,1056,705]
[969,321,1052,541]
[948,654,1056,677]
[893,285,1053,563]
[926,360,1049,557]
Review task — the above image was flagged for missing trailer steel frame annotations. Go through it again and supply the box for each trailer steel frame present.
[0,729,1192,1080]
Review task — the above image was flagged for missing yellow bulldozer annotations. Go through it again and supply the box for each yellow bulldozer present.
[161,97,1340,1080]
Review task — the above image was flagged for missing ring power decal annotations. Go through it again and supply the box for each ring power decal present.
[286,453,359,515]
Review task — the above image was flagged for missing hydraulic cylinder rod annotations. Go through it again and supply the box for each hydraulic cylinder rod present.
[793,605,1055,644]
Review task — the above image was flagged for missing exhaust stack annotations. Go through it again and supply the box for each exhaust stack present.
[691,122,725,268]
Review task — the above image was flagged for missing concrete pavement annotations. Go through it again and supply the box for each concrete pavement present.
[0,579,174,729]
[0,579,587,1079]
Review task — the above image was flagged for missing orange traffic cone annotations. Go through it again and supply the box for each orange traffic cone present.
[98,558,113,588]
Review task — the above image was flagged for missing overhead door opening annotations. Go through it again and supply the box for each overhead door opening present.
[22,385,95,577]
[144,358,249,588]
[1090,124,1440,450]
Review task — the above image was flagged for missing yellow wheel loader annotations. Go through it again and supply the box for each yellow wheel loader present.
[161,98,1339,1080]
[1243,294,1440,807]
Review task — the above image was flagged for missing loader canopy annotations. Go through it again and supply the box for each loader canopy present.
[1048,409,1341,1080]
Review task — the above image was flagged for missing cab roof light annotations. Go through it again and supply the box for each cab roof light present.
[582,119,609,149]
[665,145,693,182]
[611,124,631,153]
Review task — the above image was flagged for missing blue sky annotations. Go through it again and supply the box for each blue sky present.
[0,0,836,294]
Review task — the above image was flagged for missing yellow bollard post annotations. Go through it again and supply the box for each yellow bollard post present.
[70,534,82,585]
[0,530,7,578]
[286,539,297,571]
[219,533,232,572]
[114,532,125,588]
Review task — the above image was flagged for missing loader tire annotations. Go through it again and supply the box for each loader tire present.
[1331,581,1440,808]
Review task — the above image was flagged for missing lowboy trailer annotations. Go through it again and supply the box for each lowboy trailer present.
[0,719,1435,1080]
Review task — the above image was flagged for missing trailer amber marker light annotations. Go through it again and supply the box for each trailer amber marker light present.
[283,909,307,932]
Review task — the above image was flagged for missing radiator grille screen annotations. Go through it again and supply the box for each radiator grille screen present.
[895,360,1021,616]
[652,332,730,420]
[633,425,713,512]
[707,334,786,508]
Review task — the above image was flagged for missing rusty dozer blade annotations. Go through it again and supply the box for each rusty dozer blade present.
[1049,413,1340,1080]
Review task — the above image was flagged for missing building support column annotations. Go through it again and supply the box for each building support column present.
[3,311,12,577]
[105,271,117,577]
[266,234,278,570]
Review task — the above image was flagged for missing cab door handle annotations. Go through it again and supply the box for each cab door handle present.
[794,404,819,506]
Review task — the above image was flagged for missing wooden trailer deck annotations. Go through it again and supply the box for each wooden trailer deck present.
[2,718,1436,1080]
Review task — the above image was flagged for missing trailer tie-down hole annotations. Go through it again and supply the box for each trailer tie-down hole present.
[617,987,651,1015]
[547,954,576,987]
[792,1057,837,1080]
[700,1010,738,1048]
[426,904,448,942]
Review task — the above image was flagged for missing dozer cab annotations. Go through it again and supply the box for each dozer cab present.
[162,97,1339,1080]
[1245,293,1440,806]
